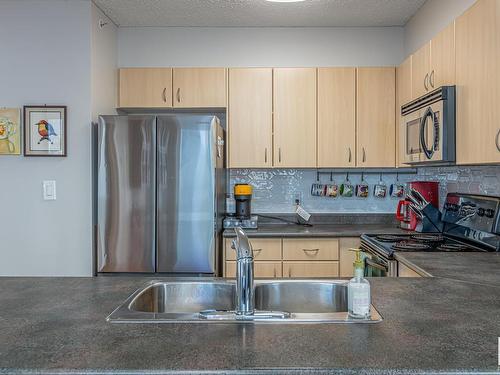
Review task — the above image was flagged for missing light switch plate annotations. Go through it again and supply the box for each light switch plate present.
[43,180,56,200]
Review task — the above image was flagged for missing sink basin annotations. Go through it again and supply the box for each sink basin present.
[129,281,235,313]
[254,281,347,313]
[107,279,382,324]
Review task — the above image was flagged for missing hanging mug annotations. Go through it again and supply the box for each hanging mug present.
[326,184,339,198]
[390,183,405,198]
[340,176,354,198]
[355,181,369,198]
[311,183,326,197]
[374,175,388,198]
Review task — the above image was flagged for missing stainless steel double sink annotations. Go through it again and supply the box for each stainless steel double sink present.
[107,279,382,324]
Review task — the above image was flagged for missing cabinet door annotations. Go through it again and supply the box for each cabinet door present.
[430,22,456,89]
[228,68,273,168]
[225,238,281,261]
[173,68,226,108]
[456,0,500,164]
[396,57,412,167]
[282,239,339,261]
[225,261,282,278]
[317,68,356,167]
[273,68,317,168]
[339,237,360,277]
[283,262,339,278]
[411,42,431,98]
[357,67,396,167]
[119,68,172,108]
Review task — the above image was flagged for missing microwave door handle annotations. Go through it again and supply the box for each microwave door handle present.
[419,107,435,160]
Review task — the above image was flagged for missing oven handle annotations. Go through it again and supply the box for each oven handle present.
[364,257,388,276]
[419,106,437,160]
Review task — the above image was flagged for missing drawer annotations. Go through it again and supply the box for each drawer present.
[225,261,282,278]
[282,239,339,261]
[225,238,282,261]
[283,261,339,278]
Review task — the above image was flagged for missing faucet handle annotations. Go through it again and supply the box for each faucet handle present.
[232,227,253,260]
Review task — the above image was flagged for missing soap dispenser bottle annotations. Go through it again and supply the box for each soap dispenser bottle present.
[347,248,371,319]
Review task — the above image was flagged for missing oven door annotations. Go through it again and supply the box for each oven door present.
[364,254,389,277]
[402,109,423,164]
[419,100,443,163]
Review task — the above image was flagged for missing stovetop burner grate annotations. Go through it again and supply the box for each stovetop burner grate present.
[436,243,472,252]
[375,235,409,242]
[391,241,432,251]
[410,234,444,242]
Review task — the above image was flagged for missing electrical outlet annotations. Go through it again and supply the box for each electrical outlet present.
[293,192,303,205]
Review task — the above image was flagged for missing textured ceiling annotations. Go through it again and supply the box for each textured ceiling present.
[93,0,427,27]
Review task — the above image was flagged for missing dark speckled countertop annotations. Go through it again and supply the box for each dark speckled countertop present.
[1,248,500,374]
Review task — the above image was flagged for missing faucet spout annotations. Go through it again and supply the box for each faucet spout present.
[232,227,255,315]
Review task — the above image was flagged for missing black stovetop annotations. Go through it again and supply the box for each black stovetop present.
[361,233,489,259]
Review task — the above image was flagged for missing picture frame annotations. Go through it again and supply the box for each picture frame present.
[0,108,22,155]
[24,106,67,157]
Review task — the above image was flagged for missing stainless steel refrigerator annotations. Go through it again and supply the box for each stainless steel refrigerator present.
[96,114,225,274]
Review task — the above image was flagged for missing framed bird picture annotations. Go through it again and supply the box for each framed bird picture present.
[24,106,67,156]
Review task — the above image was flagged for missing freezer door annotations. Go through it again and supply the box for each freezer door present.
[157,115,220,273]
[97,115,156,272]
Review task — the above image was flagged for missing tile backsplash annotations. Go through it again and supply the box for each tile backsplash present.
[229,166,500,214]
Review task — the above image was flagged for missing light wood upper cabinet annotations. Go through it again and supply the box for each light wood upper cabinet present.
[456,0,500,164]
[411,42,431,99]
[317,68,356,168]
[119,68,172,108]
[356,67,396,167]
[273,68,317,168]
[430,21,456,89]
[172,68,226,108]
[396,57,412,167]
[228,68,273,168]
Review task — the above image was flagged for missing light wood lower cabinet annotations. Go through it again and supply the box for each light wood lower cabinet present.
[225,238,281,261]
[223,237,346,278]
[225,261,282,278]
[339,237,360,277]
[283,261,339,278]
[398,262,422,277]
[282,238,339,261]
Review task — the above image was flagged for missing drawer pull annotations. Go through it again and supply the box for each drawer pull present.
[273,268,277,278]
[253,248,262,257]
[288,267,292,278]
[302,248,320,255]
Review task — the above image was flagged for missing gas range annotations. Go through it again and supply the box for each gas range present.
[360,193,500,277]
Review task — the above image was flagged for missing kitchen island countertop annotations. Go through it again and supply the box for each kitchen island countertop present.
[1,248,500,375]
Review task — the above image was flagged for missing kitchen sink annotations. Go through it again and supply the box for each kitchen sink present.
[107,279,382,324]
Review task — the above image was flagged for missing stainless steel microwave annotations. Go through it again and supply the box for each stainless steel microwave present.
[401,86,455,165]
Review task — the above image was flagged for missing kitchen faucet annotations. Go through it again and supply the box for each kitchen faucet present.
[232,227,255,315]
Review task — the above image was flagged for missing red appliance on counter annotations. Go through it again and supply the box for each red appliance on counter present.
[396,181,439,231]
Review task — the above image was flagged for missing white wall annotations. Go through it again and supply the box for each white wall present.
[404,0,476,56]
[118,27,404,67]
[0,0,93,276]
[91,2,118,122]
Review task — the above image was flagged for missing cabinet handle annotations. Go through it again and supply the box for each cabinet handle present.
[424,73,429,91]
[362,147,366,163]
[302,248,320,255]
[288,267,292,278]
[348,147,352,163]
[162,88,167,103]
[264,148,267,164]
[176,88,181,103]
[273,268,277,278]
[278,148,282,163]
[430,70,435,88]
[253,248,262,257]
[496,129,500,152]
